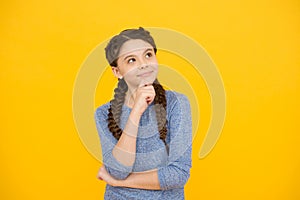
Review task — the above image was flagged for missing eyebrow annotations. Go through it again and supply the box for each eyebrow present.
[123,48,153,61]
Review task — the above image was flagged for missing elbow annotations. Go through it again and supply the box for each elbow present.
[171,168,190,189]
[179,171,190,187]
[102,151,134,180]
[158,165,191,190]
[105,165,130,180]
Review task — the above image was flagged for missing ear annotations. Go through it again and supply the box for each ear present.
[111,67,123,79]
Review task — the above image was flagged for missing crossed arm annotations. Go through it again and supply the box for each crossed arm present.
[98,166,161,190]
[98,146,192,191]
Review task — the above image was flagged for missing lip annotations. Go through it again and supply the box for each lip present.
[137,71,154,77]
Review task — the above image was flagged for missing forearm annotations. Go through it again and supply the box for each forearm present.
[116,169,161,190]
[112,108,141,166]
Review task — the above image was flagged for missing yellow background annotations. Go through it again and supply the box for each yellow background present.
[1,0,299,199]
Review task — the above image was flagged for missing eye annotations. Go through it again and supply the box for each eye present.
[127,58,136,64]
[145,52,152,58]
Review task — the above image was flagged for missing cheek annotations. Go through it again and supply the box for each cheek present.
[149,57,158,65]
[152,54,158,61]
[117,64,131,76]
[149,60,158,71]
[122,66,139,78]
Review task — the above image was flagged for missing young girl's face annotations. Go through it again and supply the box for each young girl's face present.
[112,39,158,89]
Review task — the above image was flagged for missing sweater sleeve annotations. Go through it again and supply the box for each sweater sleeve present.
[157,92,192,190]
[94,105,133,180]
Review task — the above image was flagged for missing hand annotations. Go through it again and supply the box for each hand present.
[97,166,118,186]
[132,84,155,116]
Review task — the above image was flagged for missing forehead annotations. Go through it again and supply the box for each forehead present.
[118,39,153,58]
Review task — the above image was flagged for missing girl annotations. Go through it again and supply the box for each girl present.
[94,27,192,199]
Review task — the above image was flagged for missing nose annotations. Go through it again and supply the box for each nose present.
[138,65,148,70]
[136,54,150,70]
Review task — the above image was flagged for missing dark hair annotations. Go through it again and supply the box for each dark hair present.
[105,27,167,145]
[105,27,157,67]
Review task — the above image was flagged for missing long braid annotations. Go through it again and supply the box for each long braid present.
[153,80,168,145]
[107,78,128,140]
[108,79,168,145]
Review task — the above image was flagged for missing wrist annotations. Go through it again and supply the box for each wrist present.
[129,107,142,123]
[113,179,127,187]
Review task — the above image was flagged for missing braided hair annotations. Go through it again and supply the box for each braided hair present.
[105,27,168,145]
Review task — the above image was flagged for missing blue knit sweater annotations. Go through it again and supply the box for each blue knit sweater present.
[94,90,192,200]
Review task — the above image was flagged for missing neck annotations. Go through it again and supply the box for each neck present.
[125,88,137,108]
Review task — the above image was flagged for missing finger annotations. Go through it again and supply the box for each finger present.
[138,81,153,88]
[97,172,103,180]
[141,93,155,101]
[138,81,147,88]
[146,98,153,105]
[145,95,155,104]
[138,86,155,94]
[137,86,154,93]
